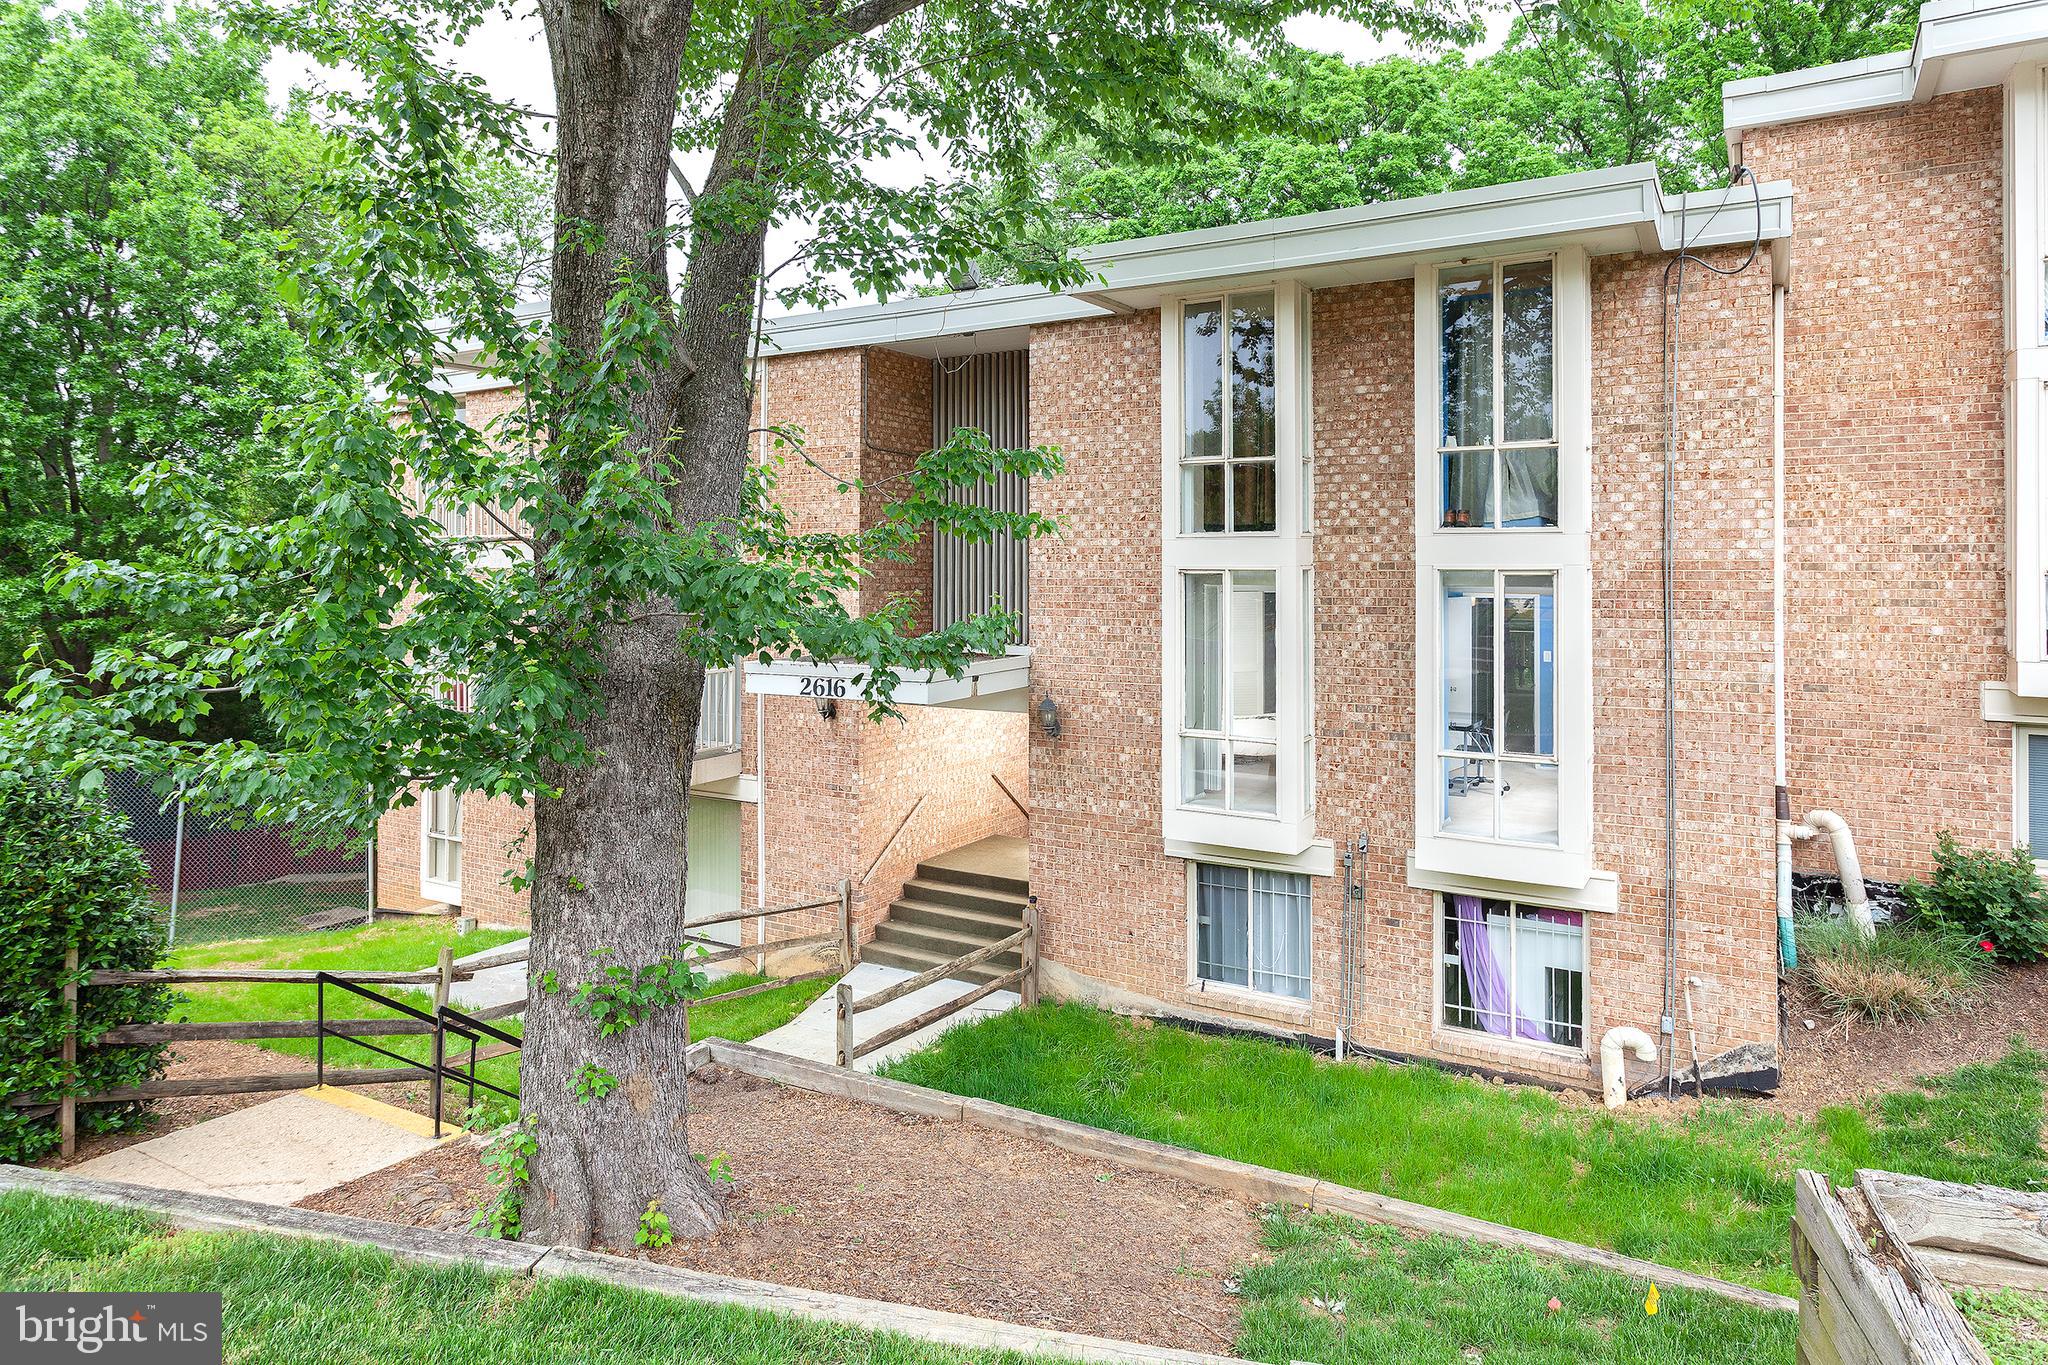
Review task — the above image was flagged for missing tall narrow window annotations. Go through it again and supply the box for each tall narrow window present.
[421,788,463,900]
[1438,260,1556,529]
[1180,570,1278,814]
[1439,570,1557,844]
[1195,862,1311,1000]
[1181,292,1277,533]
[1440,896,1582,1047]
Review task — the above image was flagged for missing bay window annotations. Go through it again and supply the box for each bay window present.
[1163,282,1314,858]
[1413,250,1590,891]
[1439,895,1584,1049]
[1193,862,1312,1001]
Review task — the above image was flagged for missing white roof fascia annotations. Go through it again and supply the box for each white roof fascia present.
[758,164,1794,356]
[1722,0,2048,153]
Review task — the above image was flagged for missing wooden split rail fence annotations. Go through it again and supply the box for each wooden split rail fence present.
[19,882,858,1157]
[835,898,1037,1068]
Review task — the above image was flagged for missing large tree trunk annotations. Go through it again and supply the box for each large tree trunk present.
[522,0,727,1249]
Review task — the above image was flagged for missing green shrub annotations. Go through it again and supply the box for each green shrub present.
[0,776,171,1163]
[1797,915,1995,1022]
[1902,832,2048,963]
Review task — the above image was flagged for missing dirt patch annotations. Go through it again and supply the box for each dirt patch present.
[300,1065,1262,1353]
[1769,961,2048,1118]
[42,1039,449,1170]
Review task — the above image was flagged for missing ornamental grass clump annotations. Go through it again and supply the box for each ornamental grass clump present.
[0,776,171,1162]
[1796,915,1995,1024]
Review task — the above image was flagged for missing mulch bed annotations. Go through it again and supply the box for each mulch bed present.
[299,1064,1262,1354]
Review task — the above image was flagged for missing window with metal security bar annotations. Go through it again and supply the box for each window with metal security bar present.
[1438,895,1583,1049]
[930,350,1030,643]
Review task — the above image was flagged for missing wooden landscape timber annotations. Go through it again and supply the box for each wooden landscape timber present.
[696,1037,1797,1316]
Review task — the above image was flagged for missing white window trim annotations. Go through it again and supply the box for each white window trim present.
[1182,857,1315,1010]
[1161,280,1316,856]
[1411,250,1594,892]
[2005,62,2048,696]
[419,787,463,904]
[2012,726,2048,873]
[1429,892,1590,1061]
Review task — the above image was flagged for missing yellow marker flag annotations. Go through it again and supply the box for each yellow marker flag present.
[1645,1284,1660,1316]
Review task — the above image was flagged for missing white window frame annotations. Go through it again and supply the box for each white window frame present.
[1161,280,1316,857]
[1176,289,1285,536]
[1413,250,1594,891]
[1184,858,1315,1008]
[2013,726,2048,873]
[2005,63,2048,696]
[1433,568,1560,845]
[1431,893,1589,1058]
[1433,258,1563,532]
[419,787,463,904]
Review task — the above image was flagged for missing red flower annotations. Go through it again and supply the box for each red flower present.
[1980,940,1997,953]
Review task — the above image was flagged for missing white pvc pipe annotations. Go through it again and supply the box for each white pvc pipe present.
[1601,1026,1658,1109]
[1791,810,1873,939]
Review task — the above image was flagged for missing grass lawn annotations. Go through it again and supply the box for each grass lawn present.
[883,1003,2048,1298]
[1956,1286,2048,1365]
[0,1191,1042,1364]
[1241,1208,1795,1365]
[159,921,833,1119]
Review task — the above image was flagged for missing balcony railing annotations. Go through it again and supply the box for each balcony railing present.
[696,665,740,756]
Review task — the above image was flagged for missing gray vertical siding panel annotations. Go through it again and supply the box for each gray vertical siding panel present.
[931,349,1030,644]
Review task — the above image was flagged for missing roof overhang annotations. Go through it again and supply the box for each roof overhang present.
[1722,0,2048,156]
[758,164,1793,358]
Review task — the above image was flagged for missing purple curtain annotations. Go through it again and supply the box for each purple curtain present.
[1452,893,1548,1042]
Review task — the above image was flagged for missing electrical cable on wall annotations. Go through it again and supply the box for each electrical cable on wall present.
[1658,167,1763,1094]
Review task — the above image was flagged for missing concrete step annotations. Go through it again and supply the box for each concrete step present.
[860,940,1011,986]
[888,897,1023,936]
[871,918,1024,967]
[896,876,1028,917]
[912,860,1029,901]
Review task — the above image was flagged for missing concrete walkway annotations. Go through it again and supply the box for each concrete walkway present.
[445,935,743,1013]
[750,960,1018,1072]
[67,1087,462,1205]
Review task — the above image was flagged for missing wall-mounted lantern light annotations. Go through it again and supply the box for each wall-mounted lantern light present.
[815,698,837,721]
[1038,693,1061,739]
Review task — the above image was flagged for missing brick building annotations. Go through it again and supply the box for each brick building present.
[381,0,2048,1093]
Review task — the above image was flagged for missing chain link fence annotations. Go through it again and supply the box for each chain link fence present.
[105,768,375,947]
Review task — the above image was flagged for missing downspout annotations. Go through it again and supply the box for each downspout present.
[1790,811,1874,938]
[1772,283,1797,971]
[753,355,771,956]
[1600,1026,1658,1109]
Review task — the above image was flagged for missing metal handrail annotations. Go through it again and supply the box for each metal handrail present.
[315,971,523,1137]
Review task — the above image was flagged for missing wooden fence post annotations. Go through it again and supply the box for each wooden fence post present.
[835,981,854,1069]
[60,946,78,1160]
[434,946,454,1011]
[837,879,855,969]
[1022,896,1039,1009]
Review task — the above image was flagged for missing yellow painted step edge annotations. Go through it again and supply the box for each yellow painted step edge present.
[301,1084,465,1141]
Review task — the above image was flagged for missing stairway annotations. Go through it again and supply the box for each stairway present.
[863,837,1028,986]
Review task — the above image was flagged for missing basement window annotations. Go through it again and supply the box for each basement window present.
[1439,895,1582,1048]
[1193,861,1311,1001]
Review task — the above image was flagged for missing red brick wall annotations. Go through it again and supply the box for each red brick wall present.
[1027,253,1784,1086]
[1744,88,2012,883]
[860,347,937,634]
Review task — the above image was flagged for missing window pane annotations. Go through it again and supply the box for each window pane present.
[1442,897,1583,1047]
[1183,302,1223,462]
[1232,741,1278,814]
[1514,908,1583,1046]
[1439,268,1494,449]
[1232,460,1276,532]
[1181,736,1226,808]
[1441,757,1497,837]
[1230,293,1277,463]
[1183,574,1223,731]
[2028,733,2048,852]
[1501,574,1554,758]
[1500,446,1558,527]
[1497,761,1560,844]
[1195,863,1249,988]
[1230,571,1277,733]
[1441,571,1494,751]
[1441,448,1494,528]
[1501,261,1554,443]
[1249,870,1311,999]
[1181,459,1225,534]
